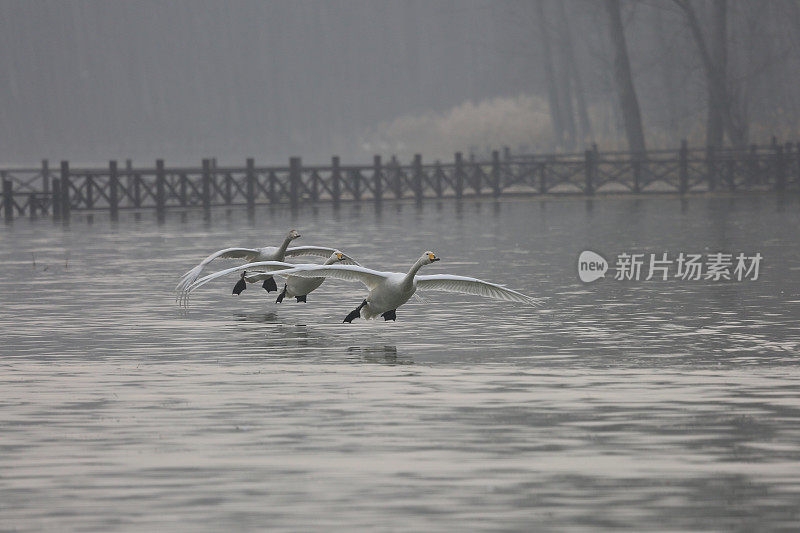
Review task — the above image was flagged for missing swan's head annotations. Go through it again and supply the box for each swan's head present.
[324,250,348,265]
[422,251,440,264]
[287,229,301,240]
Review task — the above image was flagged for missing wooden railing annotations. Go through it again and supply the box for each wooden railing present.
[1,140,798,221]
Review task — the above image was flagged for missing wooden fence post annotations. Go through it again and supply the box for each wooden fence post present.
[2,179,13,222]
[679,140,688,194]
[392,156,402,199]
[132,164,141,209]
[331,156,341,204]
[491,150,502,197]
[202,158,211,210]
[179,173,187,207]
[289,157,301,208]
[706,145,717,191]
[246,158,255,210]
[539,159,547,194]
[413,154,423,201]
[60,161,70,219]
[373,155,383,202]
[585,149,595,195]
[42,159,50,194]
[434,160,443,197]
[52,178,61,220]
[86,173,95,209]
[109,160,119,220]
[29,193,37,219]
[775,145,786,192]
[352,168,361,201]
[454,152,464,199]
[155,159,166,217]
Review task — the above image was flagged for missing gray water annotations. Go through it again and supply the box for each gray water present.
[1,195,800,531]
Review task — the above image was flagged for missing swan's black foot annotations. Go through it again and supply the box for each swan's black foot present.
[343,299,367,323]
[275,284,287,303]
[232,273,247,295]
[380,309,397,321]
[262,276,278,293]
[296,295,307,303]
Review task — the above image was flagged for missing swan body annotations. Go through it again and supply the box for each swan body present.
[268,251,542,322]
[246,252,358,303]
[175,229,347,292]
[181,252,358,304]
[179,260,294,305]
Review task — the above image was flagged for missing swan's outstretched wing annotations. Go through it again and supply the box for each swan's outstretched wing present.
[285,246,339,259]
[244,272,289,283]
[271,264,387,290]
[416,274,543,307]
[185,261,295,293]
[176,247,261,291]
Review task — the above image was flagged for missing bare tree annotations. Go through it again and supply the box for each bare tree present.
[603,0,647,153]
[555,0,592,146]
[673,0,747,147]
[535,0,565,150]
[707,0,726,148]
[653,6,679,135]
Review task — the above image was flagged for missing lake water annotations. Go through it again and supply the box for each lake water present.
[1,194,799,531]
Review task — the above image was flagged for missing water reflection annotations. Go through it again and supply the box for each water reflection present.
[233,311,280,323]
[346,345,409,365]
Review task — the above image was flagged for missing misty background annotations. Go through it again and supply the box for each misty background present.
[1,0,798,166]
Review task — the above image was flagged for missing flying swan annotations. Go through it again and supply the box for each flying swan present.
[181,251,359,304]
[262,251,543,322]
[175,229,347,293]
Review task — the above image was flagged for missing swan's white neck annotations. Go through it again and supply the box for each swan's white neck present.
[404,257,427,284]
[276,235,293,258]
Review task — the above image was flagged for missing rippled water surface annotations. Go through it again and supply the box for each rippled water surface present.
[2,195,800,531]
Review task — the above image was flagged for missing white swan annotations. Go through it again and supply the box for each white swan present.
[181,251,358,304]
[175,229,346,293]
[248,252,359,303]
[265,251,542,322]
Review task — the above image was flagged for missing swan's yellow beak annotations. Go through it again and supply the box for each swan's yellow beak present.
[428,252,440,262]
[336,252,344,261]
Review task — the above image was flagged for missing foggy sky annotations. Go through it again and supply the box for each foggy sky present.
[1,0,798,166]
[1,0,524,165]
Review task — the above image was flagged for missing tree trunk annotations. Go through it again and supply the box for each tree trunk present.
[675,0,747,147]
[654,7,678,135]
[707,0,726,148]
[603,0,647,154]
[535,0,565,150]
[554,0,581,149]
